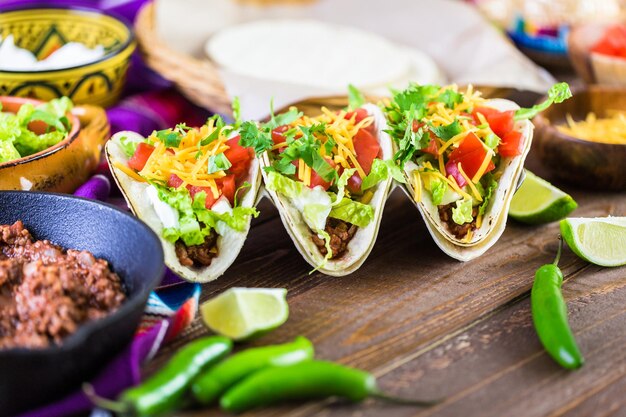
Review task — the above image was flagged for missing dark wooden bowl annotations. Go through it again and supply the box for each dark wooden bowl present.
[533,86,626,191]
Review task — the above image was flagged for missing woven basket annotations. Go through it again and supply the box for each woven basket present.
[134,2,232,115]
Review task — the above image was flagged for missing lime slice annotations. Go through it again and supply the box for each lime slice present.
[509,171,577,224]
[560,217,626,267]
[200,288,288,341]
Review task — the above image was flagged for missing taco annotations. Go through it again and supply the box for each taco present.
[238,99,400,276]
[384,83,571,261]
[106,117,261,282]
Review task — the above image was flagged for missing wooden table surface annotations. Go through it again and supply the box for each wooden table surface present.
[146,145,626,417]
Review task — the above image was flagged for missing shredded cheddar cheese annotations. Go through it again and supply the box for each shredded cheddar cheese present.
[137,121,232,198]
[457,163,482,202]
[413,170,422,203]
[282,106,375,186]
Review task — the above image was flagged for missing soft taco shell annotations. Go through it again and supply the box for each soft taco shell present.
[400,98,534,261]
[261,103,393,276]
[105,132,262,283]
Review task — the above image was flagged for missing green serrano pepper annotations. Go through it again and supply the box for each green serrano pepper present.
[220,360,437,413]
[531,239,584,370]
[192,336,314,405]
[88,336,232,416]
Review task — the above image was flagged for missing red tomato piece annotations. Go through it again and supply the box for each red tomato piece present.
[345,108,369,125]
[225,136,253,179]
[345,108,375,134]
[498,130,524,158]
[167,174,184,189]
[272,125,289,145]
[422,138,439,156]
[591,25,626,59]
[448,132,483,162]
[472,107,515,138]
[217,174,236,205]
[447,132,495,182]
[128,143,155,172]
[353,128,380,175]
[188,186,218,209]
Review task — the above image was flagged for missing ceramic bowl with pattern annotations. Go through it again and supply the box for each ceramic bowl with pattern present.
[0,6,135,107]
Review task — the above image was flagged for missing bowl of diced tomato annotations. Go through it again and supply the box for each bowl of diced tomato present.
[568,23,626,86]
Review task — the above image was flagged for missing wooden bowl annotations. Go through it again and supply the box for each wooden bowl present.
[0,96,110,193]
[0,6,135,107]
[533,86,626,191]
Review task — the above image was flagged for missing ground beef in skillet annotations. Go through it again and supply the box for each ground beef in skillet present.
[174,229,218,267]
[311,218,358,260]
[437,203,479,240]
[0,221,125,349]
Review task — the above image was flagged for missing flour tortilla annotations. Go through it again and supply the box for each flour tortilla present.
[206,19,432,90]
[105,132,262,283]
[400,98,534,261]
[260,104,393,276]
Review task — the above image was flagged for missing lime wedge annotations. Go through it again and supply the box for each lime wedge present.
[560,217,626,267]
[509,171,577,224]
[200,288,288,341]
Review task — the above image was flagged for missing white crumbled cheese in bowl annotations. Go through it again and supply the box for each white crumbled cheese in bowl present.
[0,35,105,71]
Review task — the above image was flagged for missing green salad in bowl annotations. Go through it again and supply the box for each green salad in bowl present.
[0,97,73,164]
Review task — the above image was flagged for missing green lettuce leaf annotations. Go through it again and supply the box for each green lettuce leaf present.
[452,198,473,225]
[0,140,21,163]
[155,185,206,246]
[332,168,356,206]
[478,174,498,216]
[192,191,258,232]
[514,82,572,121]
[266,171,332,232]
[430,177,447,206]
[329,198,374,227]
[118,134,146,157]
[361,159,405,191]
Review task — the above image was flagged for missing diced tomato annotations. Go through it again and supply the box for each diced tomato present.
[345,108,368,123]
[411,121,438,156]
[498,130,524,158]
[217,174,236,205]
[591,25,626,59]
[345,108,375,134]
[225,136,253,178]
[188,186,218,208]
[353,128,380,175]
[422,138,439,156]
[447,132,495,182]
[272,125,289,145]
[291,158,335,190]
[128,143,155,171]
[449,132,483,162]
[167,174,184,189]
[472,107,514,138]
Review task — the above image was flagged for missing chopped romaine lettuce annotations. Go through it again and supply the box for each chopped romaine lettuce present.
[329,198,374,227]
[0,97,73,163]
[361,159,405,191]
[452,198,474,225]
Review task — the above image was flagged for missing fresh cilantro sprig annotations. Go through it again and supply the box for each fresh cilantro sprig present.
[384,83,466,167]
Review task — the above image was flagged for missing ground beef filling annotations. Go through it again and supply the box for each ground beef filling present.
[311,218,358,260]
[175,229,218,267]
[0,221,125,349]
[438,203,479,239]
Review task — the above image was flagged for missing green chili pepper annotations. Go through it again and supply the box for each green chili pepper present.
[87,336,232,416]
[192,336,314,405]
[219,360,438,413]
[531,239,584,370]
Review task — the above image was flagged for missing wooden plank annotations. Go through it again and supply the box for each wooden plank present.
[153,171,625,417]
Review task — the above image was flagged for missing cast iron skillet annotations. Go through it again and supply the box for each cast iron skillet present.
[0,191,164,416]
